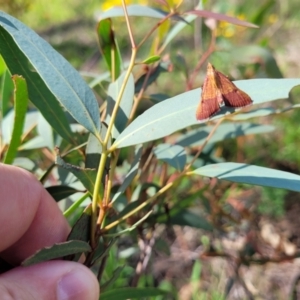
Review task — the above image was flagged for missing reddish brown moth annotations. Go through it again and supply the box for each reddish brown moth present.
[196,63,253,122]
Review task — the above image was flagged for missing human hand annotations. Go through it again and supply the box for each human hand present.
[0,164,99,300]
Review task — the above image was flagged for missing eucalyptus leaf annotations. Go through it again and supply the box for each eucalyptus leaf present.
[0,18,73,142]
[193,162,300,192]
[99,5,169,20]
[55,152,97,195]
[46,185,82,202]
[67,208,91,242]
[112,79,300,149]
[0,12,100,136]
[22,240,91,266]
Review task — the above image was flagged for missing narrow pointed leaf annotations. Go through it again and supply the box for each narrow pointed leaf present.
[0,12,100,136]
[97,18,122,80]
[22,240,91,266]
[112,79,300,149]
[1,69,14,116]
[154,143,186,171]
[55,153,97,195]
[46,185,82,202]
[142,55,161,64]
[0,23,73,143]
[3,75,28,164]
[193,163,300,192]
[67,208,91,242]
[187,10,258,28]
[99,5,169,19]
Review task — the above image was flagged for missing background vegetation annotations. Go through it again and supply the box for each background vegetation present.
[1,0,300,299]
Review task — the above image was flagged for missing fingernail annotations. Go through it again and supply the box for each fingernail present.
[57,270,90,300]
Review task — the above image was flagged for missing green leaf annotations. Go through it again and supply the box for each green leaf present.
[99,5,169,19]
[100,287,167,300]
[55,153,97,195]
[175,122,275,147]
[22,240,91,266]
[3,75,28,164]
[67,209,91,242]
[112,79,300,149]
[193,163,300,192]
[1,69,14,116]
[112,145,142,203]
[97,18,122,80]
[46,185,82,202]
[106,72,134,138]
[142,55,161,64]
[0,12,100,137]
[0,54,6,75]
[154,143,186,171]
[0,20,73,142]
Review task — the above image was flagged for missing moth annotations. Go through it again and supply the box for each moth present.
[196,63,253,122]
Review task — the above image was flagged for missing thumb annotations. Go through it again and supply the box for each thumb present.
[0,261,99,300]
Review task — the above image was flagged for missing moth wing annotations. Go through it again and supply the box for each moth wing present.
[196,73,221,122]
[215,71,253,107]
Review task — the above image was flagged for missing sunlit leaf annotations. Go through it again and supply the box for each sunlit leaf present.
[0,18,73,142]
[3,75,28,164]
[1,69,14,116]
[142,55,161,64]
[193,163,300,192]
[97,18,122,80]
[99,5,169,19]
[0,12,100,137]
[112,79,300,149]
